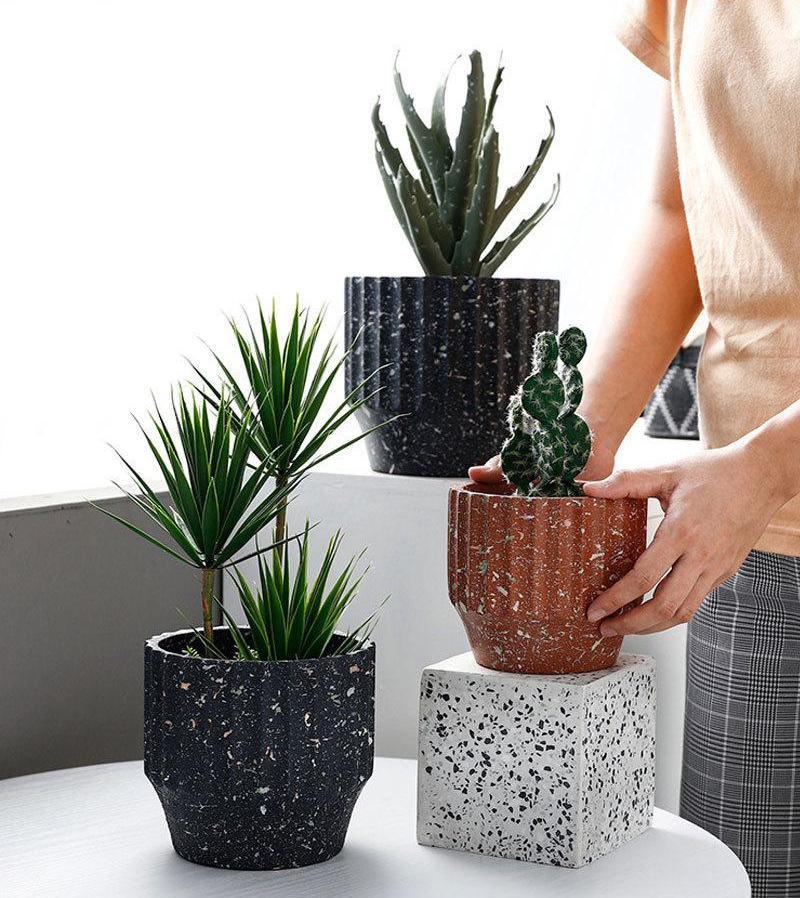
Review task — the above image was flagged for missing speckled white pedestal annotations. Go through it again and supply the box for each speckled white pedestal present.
[417,652,656,868]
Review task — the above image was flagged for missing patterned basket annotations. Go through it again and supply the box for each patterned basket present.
[643,338,702,440]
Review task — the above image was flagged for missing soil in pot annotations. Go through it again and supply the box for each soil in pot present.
[144,628,375,870]
[344,276,559,477]
[448,482,647,674]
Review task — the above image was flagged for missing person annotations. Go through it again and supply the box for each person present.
[469,2,800,895]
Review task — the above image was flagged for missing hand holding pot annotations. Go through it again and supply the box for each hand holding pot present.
[584,439,794,635]
[468,439,616,485]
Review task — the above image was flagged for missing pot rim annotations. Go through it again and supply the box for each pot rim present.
[345,275,559,287]
[451,481,645,505]
[146,626,375,666]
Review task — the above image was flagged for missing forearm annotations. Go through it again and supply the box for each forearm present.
[579,201,702,453]
[743,399,800,507]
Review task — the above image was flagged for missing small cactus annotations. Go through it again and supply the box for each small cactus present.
[372,50,559,277]
[500,327,592,497]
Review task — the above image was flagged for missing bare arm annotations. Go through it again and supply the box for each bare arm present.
[580,92,800,633]
[470,86,702,483]
[579,85,702,472]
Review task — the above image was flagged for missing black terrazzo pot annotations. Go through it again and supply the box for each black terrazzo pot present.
[144,627,375,870]
[344,276,559,477]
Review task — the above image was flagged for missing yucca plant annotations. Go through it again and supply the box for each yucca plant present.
[373,49,559,277]
[192,300,383,546]
[190,524,380,661]
[99,388,298,650]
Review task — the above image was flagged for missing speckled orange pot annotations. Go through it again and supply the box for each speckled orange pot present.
[448,482,648,674]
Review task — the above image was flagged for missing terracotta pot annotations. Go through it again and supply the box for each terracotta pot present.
[448,482,647,674]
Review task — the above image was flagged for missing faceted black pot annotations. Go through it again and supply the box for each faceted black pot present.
[144,628,375,870]
[345,276,559,477]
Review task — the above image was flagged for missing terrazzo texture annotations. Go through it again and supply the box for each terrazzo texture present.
[417,652,656,868]
[344,276,559,477]
[144,628,375,870]
[448,483,647,673]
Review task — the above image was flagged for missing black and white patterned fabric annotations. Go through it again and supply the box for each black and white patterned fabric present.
[644,340,701,440]
[681,549,800,897]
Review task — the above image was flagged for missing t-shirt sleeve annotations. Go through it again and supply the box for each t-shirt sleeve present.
[614,0,671,80]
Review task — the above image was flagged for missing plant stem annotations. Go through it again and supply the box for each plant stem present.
[200,568,216,652]
[274,473,288,548]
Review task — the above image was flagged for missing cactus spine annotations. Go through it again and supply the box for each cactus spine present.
[372,50,559,277]
[500,327,592,497]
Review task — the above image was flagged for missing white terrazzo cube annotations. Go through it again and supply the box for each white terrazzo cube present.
[417,652,656,868]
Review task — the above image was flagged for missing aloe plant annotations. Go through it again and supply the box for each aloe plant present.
[373,50,559,277]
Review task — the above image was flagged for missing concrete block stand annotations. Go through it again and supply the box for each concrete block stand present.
[417,652,656,868]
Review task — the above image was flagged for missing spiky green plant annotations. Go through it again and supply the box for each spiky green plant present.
[98,388,298,650]
[372,50,559,277]
[501,326,591,496]
[189,524,381,662]
[192,300,383,547]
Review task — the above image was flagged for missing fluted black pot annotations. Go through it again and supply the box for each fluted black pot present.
[144,628,375,870]
[344,276,559,477]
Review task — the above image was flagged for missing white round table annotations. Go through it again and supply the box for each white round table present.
[1,757,750,897]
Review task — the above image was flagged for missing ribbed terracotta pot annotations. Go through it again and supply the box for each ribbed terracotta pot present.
[344,276,559,477]
[448,483,648,674]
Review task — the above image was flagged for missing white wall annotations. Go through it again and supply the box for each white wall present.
[0,0,663,498]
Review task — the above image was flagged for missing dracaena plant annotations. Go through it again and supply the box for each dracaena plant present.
[191,524,381,662]
[372,49,560,277]
[191,300,382,546]
[99,388,298,650]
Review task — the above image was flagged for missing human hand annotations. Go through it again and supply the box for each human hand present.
[584,440,790,635]
[468,436,616,485]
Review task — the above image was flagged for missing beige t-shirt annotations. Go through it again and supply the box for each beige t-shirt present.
[616,0,800,557]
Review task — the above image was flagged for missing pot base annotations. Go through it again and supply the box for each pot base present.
[354,405,503,478]
[463,609,624,675]
[160,789,360,870]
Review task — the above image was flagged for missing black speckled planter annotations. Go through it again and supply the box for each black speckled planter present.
[144,628,375,870]
[345,276,559,477]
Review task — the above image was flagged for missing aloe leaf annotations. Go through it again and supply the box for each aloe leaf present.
[405,125,436,200]
[371,99,403,176]
[485,105,555,248]
[450,126,499,275]
[400,161,454,261]
[375,142,415,252]
[479,174,560,276]
[441,50,486,245]
[484,62,504,131]
[395,168,451,275]
[430,59,455,168]
[393,54,447,204]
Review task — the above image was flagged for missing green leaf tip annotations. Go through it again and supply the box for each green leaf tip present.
[374,50,559,276]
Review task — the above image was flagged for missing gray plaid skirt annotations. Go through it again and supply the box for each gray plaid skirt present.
[681,549,800,898]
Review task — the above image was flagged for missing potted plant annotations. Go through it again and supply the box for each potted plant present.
[448,327,647,674]
[101,303,383,870]
[346,49,560,477]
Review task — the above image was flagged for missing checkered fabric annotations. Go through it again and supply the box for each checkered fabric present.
[681,549,800,897]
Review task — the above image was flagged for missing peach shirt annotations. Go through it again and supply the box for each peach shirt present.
[617,0,800,556]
